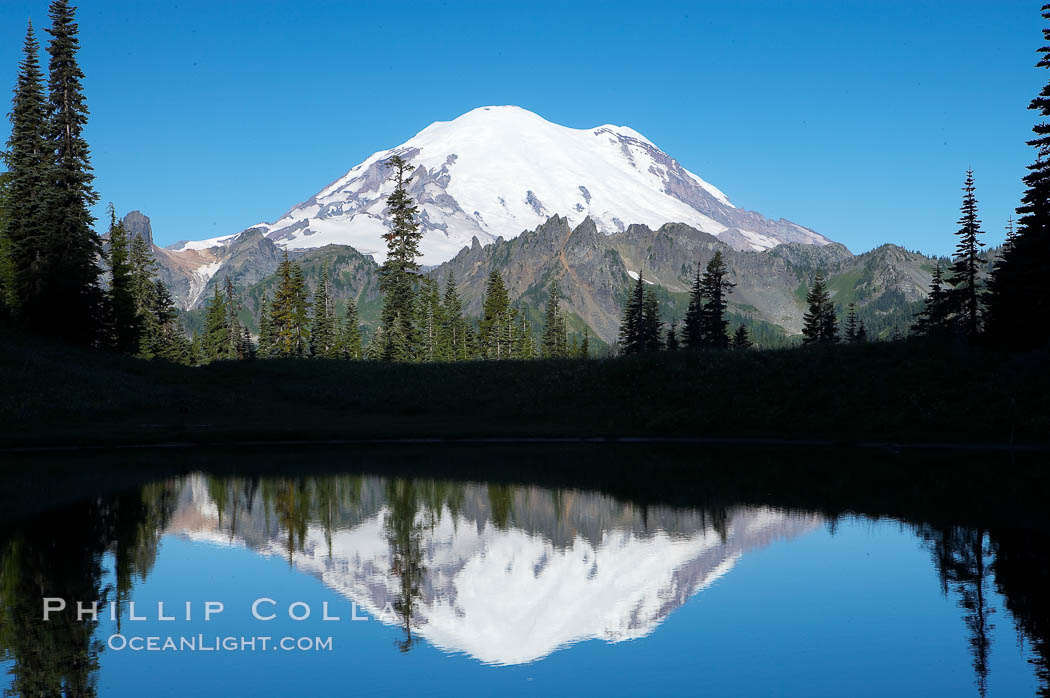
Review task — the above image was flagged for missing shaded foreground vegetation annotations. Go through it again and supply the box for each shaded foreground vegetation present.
[1,332,1046,449]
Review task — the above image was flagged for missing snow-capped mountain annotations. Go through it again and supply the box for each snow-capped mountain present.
[166,475,821,665]
[170,105,830,267]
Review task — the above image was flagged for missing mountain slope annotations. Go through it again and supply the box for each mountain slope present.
[180,215,933,345]
[171,105,830,268]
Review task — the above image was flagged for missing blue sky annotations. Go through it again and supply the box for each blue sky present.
[0,0,1042,254]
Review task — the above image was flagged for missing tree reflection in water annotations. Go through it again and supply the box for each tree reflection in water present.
[0,464,1047,696]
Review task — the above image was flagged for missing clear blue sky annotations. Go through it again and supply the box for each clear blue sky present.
[0,0,1043,254]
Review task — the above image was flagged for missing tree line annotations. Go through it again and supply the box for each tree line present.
[193,157,588,364]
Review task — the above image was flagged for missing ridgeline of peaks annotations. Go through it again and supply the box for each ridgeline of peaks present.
[128,107,934,341]
[163,106,830,293]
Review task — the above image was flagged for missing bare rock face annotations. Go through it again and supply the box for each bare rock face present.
[121,210,154,247]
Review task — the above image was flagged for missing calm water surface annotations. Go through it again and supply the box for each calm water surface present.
[0,450,1047,697]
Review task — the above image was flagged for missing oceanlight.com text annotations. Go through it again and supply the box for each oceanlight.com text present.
[106,634,333,652]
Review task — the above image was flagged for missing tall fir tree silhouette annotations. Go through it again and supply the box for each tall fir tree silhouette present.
[947,170,985,335]
[379,155,421,359]
[41,0,103,344]
[986,5,1050,346]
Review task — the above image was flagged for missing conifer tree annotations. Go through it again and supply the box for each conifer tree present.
[239,325,254,360]
[379,155,421,359]
[481,270,514,359]
[141,280,190,363]
[268,252,311,358]
[682,261,705,350]
[843,302,859,343]
[856,320,868,343]
[618,272,646,355]
[541,280,564,358]
[364,326,385,360]
[438,271,468,360]
[802,272,838,344]
[223,276,242,359]
[41,0,103,344]
[946,170,985,336]
[641,286,663,352]
[338,296,362,360]
[579,328,590,359]
[913,262,952,337]
[666,321,679,352]
[986,6,1050,346]
[202,285,229,361]
[699,251,734,348]
[731,325,753,350]
[0,153,13,319]
[5,23,50,323]
[290,264,310,357]
[413,275,442,362]
[310,263,337,358]
[385,313,411,361]
[105,204,139,352]
[258,294,276,358]
[514,310,536,359]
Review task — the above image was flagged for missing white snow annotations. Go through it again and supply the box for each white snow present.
[238,106,756,264]
[626,270,655,284]
[166,477,822,666]
[171,234,238,252]
[186,260,221,307]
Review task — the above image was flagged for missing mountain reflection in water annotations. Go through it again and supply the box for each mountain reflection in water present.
[168,474,821,664]
[1,459,1048,697]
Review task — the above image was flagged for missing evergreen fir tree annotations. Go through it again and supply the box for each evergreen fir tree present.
[666,321,679,352]
[105,204,139,353]
[731,325,753,350]
[5,22,50,324]
[856,320,868,343]
[618,271,646,355]
[290,263,310,357]
[641,286,663,352]
[514,310,536,359]
[413,275,442,362]
[985,5,1050,346]
[239,325,254,360]
[913,262,953,337]
[843,302,859,343]
[946,170,985,335]
[309,263,337,358]
[268,252,311,358]
[385,313,411,361]
[338,296,362,360]
[142,279,190,362]
[438,271,467,360]
[699,251,734,348]
[682,261,705,350]
[41,0,103,344]
[379,155,421,359]
[541,280,565,358]
[0,152,13,319]
[201,285,228,361]
[481,270,514,359]
[556,311,568,357]
[364,326,385,360]
[257,294,276,358]
[801,272,838,344]
[579,328,590,359]
[223,276,242,359]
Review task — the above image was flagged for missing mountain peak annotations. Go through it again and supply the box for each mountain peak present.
[179,106,831,265]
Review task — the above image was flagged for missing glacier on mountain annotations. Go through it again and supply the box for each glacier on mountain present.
[172,106,830,264]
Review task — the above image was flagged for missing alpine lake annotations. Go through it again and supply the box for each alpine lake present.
[0,444,1047,697]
